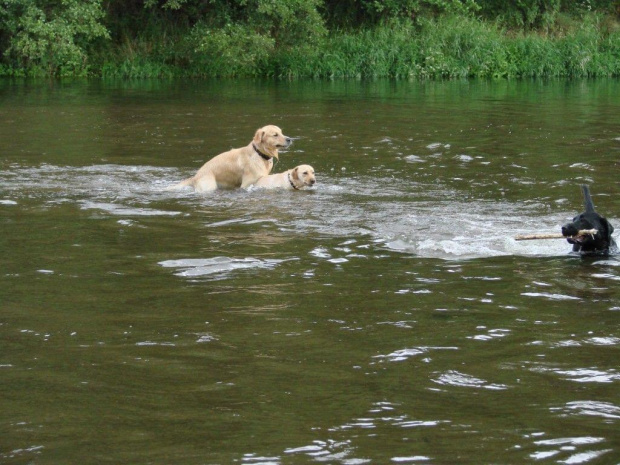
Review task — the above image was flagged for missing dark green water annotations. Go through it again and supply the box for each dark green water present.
[1,79,620,464]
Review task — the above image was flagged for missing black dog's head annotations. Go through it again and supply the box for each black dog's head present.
[561,185,616,255]
[561,212,614,253]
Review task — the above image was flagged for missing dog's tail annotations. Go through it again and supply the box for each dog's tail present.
[581,184,596,213]
[165,177,193,191]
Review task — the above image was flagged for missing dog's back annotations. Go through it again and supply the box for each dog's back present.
[252,171,289,189]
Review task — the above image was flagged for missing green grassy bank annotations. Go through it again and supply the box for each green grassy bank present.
[98,15,620,79]
[2,4,619,79]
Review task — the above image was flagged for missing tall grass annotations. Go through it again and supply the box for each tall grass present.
[99,13,620,79]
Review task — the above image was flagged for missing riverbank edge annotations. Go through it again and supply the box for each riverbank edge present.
[2,14,620,79]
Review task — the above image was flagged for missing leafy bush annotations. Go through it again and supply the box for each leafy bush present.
[0,0,109,76]
[1,0,619,78]
[476,0,562,31]
[189,23,275,77]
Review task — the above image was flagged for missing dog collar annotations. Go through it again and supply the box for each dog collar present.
[252,143,271,161]
[288,172,300,190]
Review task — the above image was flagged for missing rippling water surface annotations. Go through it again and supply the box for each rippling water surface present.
[1,79,620,464]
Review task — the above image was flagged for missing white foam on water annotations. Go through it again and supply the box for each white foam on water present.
[80,201,182,216]
[3,164,616,261]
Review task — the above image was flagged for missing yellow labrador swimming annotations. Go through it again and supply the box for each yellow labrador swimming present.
[253,164,316,190]
[168,125,292,192]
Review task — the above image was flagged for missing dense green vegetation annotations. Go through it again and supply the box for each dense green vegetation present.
[1,0,619,78]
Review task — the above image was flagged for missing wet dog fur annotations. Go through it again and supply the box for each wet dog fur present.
[252,164,316,190]
[168,125,291,193]
[561,185,617,256]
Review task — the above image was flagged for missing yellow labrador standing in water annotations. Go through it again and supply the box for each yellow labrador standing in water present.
[253,164,316,190]
[168,125,292,192]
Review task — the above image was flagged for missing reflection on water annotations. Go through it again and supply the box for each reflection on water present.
[1,79,620,464]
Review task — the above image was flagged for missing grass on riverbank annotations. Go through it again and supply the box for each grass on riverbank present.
[271,15,620,79]
[7,13,620,79]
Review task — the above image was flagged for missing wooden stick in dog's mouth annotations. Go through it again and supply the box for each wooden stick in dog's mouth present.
[514,229,598,241]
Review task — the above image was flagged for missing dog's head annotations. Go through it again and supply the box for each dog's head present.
[562,211,614,253]
[253,125,292,160]
[291,164,316,188]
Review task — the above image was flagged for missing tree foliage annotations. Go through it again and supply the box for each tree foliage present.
[0,0,618,76]
[0,0,109,75]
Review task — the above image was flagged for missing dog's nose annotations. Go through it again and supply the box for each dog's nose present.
[286,137,292,144]
[562,224,577,236]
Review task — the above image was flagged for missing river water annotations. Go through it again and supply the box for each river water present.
[1,79,619,464]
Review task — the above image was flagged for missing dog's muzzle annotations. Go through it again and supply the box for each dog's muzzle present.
[278,138,293,149]
[561,224,579,237]
[562,224,597,244]
[561,223,581,243]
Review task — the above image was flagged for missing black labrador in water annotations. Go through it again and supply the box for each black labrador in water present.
[561,185,617,256]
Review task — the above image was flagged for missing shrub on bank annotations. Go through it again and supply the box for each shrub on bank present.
[261,14,620,79]
[2,8,619,79]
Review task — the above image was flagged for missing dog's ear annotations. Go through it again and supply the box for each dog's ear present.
[253,126,278,159]
[292,166,299,180]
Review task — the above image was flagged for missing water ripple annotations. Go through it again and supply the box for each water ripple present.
[529,436,611,464]
[4,163,617,260]
[242,453,281,465]
[328,401,447,434]
[552,336,620,348]
[372,346,458,363]
[432,370,508,390]
[531,366,620,383]
[1,445,45,462]
[551,401,620,420]
[284,439,362,463]
[391,457,431,463]
[81,201,181,217]
[467,327,511,341]
[159,256,287,278]
[521,292,581,301]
